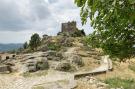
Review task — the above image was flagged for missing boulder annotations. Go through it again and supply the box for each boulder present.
[69,55,84,67]
[26,62,37,72]
[36,58,49,70]
[0,65,12,73]
[56,62,71,71]
[25,57,49,72]
[46,51,63,61]
[25,59,37,72]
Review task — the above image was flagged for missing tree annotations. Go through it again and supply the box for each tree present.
[23,42,28,49]
[75,0,135,61]
[29,33,41,50]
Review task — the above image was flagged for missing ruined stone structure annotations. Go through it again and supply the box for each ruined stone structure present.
[58,21,85,37]
[61,21,77,34]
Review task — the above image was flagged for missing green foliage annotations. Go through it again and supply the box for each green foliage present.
[71,29,86,37]
[29,33,41,50]
[23,42,28,49]
[104,77,135,89]
[48,42,61,51]
[75,0,135,60]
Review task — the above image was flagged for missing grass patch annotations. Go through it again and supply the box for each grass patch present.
[104,77,135,89]
[48,43,61,51]
[128,64,135,72]
[22,70,48,77]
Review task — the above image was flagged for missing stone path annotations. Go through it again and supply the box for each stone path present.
[74,55,113,77]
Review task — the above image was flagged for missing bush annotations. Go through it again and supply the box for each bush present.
[48,43,61,51]
[29,33,41,50]
[71,29,85,37]
[23,42,28,49]
[104,77,135,89]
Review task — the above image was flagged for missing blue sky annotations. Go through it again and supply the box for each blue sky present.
[0,0,93,43]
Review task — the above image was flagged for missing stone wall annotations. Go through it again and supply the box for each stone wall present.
[61,21,77,34]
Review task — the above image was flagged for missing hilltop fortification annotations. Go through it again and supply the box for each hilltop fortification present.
[58,21,85,37]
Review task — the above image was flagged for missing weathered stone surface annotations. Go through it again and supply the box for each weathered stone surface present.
[58,37,73,47]
[69,55,84,67]
[26,62,37,72]
[56,62,71,72]
[24,57,49,72]
[46,51,63,61]
[0,65,12,73]
[36,57,49,70]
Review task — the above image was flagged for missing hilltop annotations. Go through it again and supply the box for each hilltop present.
[0,21,135,89]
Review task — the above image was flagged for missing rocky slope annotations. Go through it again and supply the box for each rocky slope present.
[0,35,135,89]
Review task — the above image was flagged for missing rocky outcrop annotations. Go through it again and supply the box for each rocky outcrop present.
[46,51,63,61]
[20,52,50,72]
[0,65,12,73]
[69,55,84,67]
[36,57,49,70]
[55,62,71,72]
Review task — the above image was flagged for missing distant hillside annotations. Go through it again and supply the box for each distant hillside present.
[0,43,23,52]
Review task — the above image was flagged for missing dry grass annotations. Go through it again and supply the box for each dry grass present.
[75,58,135,89]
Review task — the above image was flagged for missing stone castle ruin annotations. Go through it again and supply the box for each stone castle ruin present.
[61,21,77,34]
[58,21,85,37]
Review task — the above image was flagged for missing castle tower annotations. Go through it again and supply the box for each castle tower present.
[61,21,77,34]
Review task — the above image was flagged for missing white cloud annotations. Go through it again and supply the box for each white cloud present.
[0,0,93,43]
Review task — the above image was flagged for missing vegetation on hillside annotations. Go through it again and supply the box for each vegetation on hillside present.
[29,33,41,51]
[105,77,135,89]
[23,42,28,49]
[75,0,135,61]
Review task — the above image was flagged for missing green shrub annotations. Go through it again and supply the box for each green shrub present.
[71,29,85,37]
[29,33,41,50]
[48,43,61,51]
[23,42,28,49]
[104,77,135,89]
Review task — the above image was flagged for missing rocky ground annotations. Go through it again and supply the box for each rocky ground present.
[0,36,135,89]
